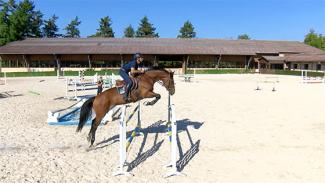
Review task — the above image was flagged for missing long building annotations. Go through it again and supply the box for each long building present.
[0,38,324,73]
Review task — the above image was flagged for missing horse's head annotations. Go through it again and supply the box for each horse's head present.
[145,68,175,95]
[162,70,175,95]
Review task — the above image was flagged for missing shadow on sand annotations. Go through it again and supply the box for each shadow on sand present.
[92,118,203,173]
[0,91,23,99]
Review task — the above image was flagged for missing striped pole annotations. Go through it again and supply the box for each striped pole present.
[126,101,142,151]
[126,126,140,151]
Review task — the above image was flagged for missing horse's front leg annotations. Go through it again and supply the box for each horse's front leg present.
[143,91,161,106]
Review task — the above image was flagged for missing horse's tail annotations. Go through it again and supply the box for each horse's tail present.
[76,97,95,132]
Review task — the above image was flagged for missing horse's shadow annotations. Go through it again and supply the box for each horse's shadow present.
[94,118,203,173]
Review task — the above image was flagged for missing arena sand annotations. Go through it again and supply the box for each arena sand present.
[1,74,325,183]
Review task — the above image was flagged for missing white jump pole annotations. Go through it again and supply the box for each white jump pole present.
[4,72,6,85]
[164,95,183,178]
[301,70,308,83]
[65,77,69,98]
[74,79,77,100]
[113,105,133,176]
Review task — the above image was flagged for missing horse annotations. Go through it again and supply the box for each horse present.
[76,68,175,147]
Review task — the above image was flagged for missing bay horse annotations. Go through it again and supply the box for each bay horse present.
[76,68,175,147]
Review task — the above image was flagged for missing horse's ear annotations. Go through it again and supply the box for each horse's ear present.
[169,70,175,77]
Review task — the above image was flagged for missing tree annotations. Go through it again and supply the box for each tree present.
[42,15,60,37]
[90,16,114,37]
[0,0,11,45]
[29,9,43,37]
[321,35,325,50]
[237,34,250,40]
[124,24,134,37]
[64,16,81,38]
[136,16,159,38]
[8,0,43,41]
[177,20,196,38]
[304,29,323,49]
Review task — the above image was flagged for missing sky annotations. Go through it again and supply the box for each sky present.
[32,0,325,41]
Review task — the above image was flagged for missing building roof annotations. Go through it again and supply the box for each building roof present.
[0,38,323,56]
[261,56,286,64]
[262,56,286,61]
[286,54,325,62]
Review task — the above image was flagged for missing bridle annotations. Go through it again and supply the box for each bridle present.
[158,72,173,93]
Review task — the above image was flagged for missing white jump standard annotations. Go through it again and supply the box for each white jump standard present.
[113,94,182,177]
[113,105,134,176]
[301,70,325,84]
[164,104,183,178]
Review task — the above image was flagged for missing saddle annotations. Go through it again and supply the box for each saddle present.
[116,77,139,95]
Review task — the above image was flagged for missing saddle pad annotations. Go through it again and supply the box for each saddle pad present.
[115,77,139,95]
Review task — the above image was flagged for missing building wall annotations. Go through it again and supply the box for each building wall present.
[1,67,55,72]
[289,62,325,71]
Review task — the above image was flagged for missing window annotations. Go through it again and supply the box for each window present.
[294,64,298,69]
[304,64,309,70]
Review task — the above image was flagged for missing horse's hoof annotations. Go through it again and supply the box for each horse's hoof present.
[143,101,151,106]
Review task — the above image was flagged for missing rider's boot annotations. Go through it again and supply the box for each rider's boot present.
[123,84,131,102]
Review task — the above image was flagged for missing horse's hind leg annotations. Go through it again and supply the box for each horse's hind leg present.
[88,116,103,147]
[143,92,161,106]
[87,119,96,145]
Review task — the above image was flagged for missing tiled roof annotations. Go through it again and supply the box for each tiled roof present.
[0,38,323,55]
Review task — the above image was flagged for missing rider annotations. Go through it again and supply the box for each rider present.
[119,53,144,102]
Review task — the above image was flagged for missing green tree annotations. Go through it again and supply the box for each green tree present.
[64,16,81,38]
[124,24,134,37]
[320,35,325,50]
[29,9,43,37]
[6,0,17,11]
[136,16,159,38]
[177,20,196,38]
[90,16,114,37]
[8,0,43,41]
[0,0,11,45]
[304,29,323,49]
[42,15,60,37]
[237,34,250,40]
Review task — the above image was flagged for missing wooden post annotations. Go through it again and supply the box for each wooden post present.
[120,54,124,67]
[246,56,253,69]
[88,54,92,68]
[23,55,29,69]
[53,54,61,76]
[182,55,189,74]
[216,54,222,69]
[154,55,158,67]
[258,60,261,71]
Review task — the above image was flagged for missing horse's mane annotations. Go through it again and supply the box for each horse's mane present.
[145,66,170,74]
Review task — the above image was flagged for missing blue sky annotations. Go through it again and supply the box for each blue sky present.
[34,0,325,41]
